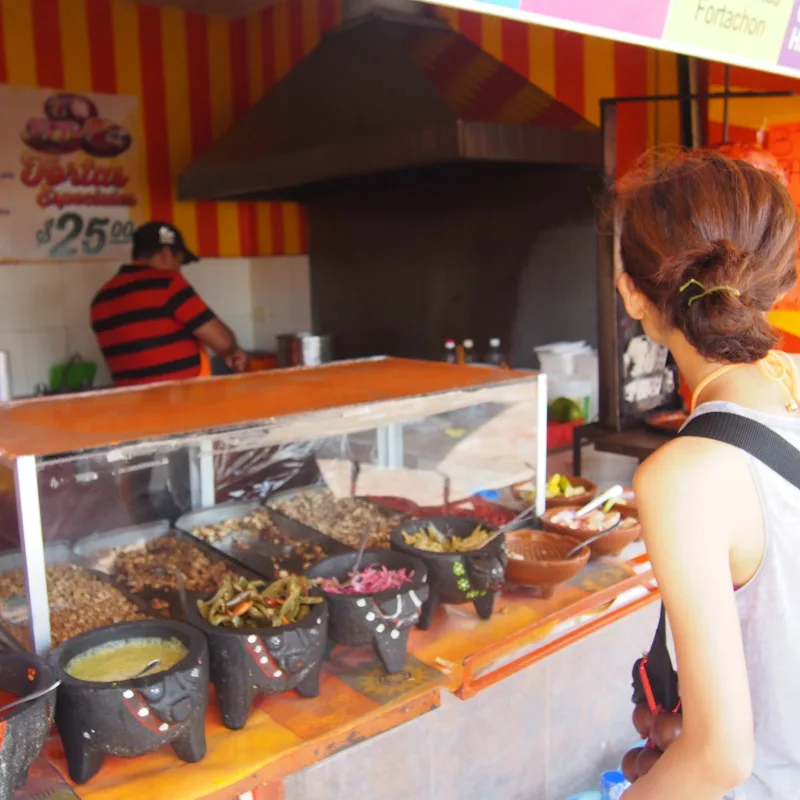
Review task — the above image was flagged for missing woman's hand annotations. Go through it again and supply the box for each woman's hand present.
[622,434,759,799]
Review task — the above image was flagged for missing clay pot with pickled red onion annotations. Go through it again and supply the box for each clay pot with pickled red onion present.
[51,620,208,785]
[0,652,58,800]
[305,550,429,674]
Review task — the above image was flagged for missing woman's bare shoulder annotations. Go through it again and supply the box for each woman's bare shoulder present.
[635,435,752,516]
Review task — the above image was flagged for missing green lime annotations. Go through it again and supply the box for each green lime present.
[549,397,583,423]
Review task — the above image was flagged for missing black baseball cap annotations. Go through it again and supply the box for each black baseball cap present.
[132,221,199,264]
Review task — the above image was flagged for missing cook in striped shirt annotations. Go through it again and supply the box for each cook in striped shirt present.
[91,221,247,386]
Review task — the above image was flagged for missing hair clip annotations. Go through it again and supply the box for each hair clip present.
[679,278,741,308]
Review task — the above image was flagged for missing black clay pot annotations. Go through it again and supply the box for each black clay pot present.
[305,550,429,674]
[186,592,328,730]
[51,620,209,784]
[0,652,58,800]
[390,517,507,630]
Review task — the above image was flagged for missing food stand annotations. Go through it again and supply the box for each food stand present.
[0,358,659,800]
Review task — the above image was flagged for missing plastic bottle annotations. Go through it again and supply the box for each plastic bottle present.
[463,339,475,364]
[443,339,457,364]
[486,338,504,367]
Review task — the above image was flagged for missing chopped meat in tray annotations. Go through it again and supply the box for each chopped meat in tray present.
[0,564,146,650]
[269,488,405,550]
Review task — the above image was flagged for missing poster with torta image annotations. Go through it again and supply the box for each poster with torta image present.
[0,85,143,262]
[664,0,795,66]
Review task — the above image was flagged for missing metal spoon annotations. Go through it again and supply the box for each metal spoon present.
[350,460,361,497]
[175,570,188,617]
[350,525,370,577]
[573,485,624,519]
[0,679,61,716]
[475,502,537,549]
[130,659,162,680]
[565,519,622,558]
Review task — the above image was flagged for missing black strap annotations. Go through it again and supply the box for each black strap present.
[678,411,800,491]
[634,409,800,710]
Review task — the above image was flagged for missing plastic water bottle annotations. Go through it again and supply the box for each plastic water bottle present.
[442,339,457,364]
[600,770,631,799]
[463,339,475,364]
[486,338,504,367]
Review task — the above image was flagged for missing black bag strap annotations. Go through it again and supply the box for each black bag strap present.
[635,410,800,710]
[678,411,800,490]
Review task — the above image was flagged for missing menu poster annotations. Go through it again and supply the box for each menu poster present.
[431,0,800,80]
[0,86,141,263]
[664,0,795,66]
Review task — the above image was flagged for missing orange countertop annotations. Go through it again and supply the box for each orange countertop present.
[0,359,534,460]
[17,554,655,800]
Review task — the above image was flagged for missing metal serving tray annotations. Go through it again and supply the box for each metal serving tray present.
[72,520,256,620]
[0,541,154,651]
[176,499,352,580]
[266,485,409,551]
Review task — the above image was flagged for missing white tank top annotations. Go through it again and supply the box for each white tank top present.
[687,401,800,799]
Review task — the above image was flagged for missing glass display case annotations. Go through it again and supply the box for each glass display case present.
[0,358,546,654]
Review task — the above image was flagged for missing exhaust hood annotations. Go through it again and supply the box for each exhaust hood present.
[178,10,601,202]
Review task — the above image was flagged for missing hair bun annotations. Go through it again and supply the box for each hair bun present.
[616,152,799,363]
[680,238,751,278]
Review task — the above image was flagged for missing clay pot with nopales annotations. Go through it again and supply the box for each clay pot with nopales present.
[0,653,58,800]
[51,620,208,785]
[390,517,507,629]
[305,550,428,674]
[186,591,329,730]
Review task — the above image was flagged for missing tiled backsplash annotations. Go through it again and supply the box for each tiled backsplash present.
[0,255,311,397]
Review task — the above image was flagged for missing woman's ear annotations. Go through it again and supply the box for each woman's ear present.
[617,273,647,321]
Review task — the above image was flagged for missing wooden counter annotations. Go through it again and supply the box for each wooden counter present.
[0,359,535,460]
[19,552,656,800]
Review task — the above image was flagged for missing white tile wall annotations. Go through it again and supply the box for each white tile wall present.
[0,254,311,397]
[251,255,313,350]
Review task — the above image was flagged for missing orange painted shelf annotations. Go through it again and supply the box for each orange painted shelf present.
[0,358,534,460]
[406,554,656,698]
[30,651,444,800]
[17,555,654,800]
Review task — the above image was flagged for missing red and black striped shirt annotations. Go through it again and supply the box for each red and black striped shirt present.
[91,264,216,386]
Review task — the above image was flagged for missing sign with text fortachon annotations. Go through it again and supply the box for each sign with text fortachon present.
[0,86,143,263]
[423,0,800,81]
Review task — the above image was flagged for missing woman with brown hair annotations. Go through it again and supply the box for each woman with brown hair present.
[616,152,800,799]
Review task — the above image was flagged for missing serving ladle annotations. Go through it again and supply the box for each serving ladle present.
[561,485,627,558]
[565,519,622,559]
[0,679,61,717]
[130,659,162,680]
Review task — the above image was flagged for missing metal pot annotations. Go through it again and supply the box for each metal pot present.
[277,334,333,367]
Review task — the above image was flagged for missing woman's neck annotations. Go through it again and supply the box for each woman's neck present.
[668,335,733,393]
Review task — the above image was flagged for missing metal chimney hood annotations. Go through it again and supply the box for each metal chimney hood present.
[178,10,601,202]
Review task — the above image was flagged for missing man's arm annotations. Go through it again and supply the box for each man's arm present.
[166,274,247,372]
[194,318,247,371]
